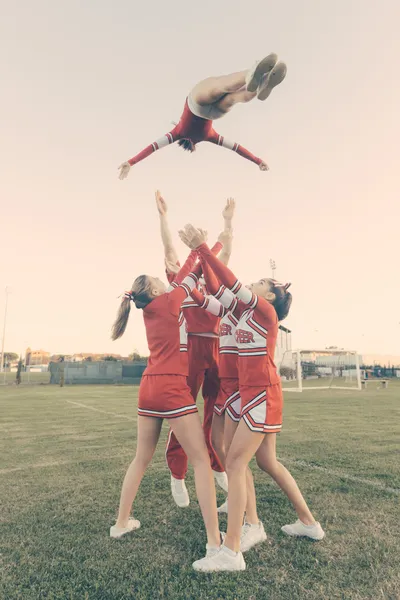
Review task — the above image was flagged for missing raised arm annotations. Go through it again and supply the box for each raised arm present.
[155,191,180,267]
[190,288,227,318]
[219,199,235,266]
[118,128,178,180]
[167,258,200,316]
[180,226,277,320]
[209,134,269,172]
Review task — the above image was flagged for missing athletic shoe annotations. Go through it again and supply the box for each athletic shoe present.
[240,521,267,552]
[217,499,228,514]
[171,476,190,507]
[206,532,225,558]
[281,519,325,541]
[193,545,246,572]
[257,62,287,101]
[213,470,229,493]
[246,54,278,92]
[110,518,140,539]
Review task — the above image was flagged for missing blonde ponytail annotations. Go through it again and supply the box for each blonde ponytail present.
[111,297,132,341]
[111,275,153,340]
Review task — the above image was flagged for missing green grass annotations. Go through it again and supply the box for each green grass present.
[1,384,399,600]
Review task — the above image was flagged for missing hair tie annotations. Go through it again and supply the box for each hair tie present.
[124,291,134,301]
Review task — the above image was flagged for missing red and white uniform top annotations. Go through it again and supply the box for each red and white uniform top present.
[166,243,223,338]
[143,256,200,377]
[196,244,280,388]
[127,100,264,169]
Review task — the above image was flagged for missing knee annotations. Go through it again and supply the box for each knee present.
[226,453,248,477]
[134,451,153,471]
[256,454,278,475]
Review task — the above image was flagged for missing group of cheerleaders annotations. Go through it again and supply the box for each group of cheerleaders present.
[110,55,325,572]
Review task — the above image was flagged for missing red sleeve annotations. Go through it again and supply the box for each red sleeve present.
[127,127,179,166]
[173,251,198,285]
[199,255,220,295]
[168,271,198,315]
[197,243,237,289]
[207,133,262,167]
[235,144,263,166]
[197,243,277,326]
[210,241,223,255]
[190,288,227,317]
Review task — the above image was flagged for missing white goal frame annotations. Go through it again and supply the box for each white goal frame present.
[281,349,362,393]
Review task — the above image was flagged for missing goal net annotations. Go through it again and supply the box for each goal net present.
[279,349,362,392]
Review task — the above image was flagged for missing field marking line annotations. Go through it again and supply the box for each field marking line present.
[279,457,400,496]
[62,399,136,421]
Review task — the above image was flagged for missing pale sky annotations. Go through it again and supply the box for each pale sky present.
[1,0,399,358]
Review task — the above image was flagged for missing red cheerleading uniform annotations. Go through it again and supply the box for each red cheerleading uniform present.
[138,256,200,419]
[197,243,283,434]
[127,99,264,169]
[165,243,225,479]
[196,255,243,423]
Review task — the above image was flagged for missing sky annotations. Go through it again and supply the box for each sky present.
[1,0,399,359]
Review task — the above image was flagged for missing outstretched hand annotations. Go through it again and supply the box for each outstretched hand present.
[179,225,208,249]
[222,197,236,220]
[118,162,131,180]
[155,190,168,215]
[259,161,269,172]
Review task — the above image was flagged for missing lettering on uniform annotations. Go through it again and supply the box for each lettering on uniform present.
[235,329,255,344]
[220,323,232,337]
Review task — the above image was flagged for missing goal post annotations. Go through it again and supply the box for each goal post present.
[279,349,362,392]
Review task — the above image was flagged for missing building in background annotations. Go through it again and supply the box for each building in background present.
[25,348,50,366]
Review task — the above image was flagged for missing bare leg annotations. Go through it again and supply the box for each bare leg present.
[215,89,257,114]
[191,71,248,106]
[116,416,163,528]
[211,413,226,467]
[169,413,220,548]
[256,434,315,525]
[224,421,265,552]
[224,416,259,525]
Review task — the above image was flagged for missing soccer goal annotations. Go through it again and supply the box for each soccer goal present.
[279,349,362,392]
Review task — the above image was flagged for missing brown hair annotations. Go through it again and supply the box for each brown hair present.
[111,275,153,341]
[269,281,292,322]
[178,139,196,152]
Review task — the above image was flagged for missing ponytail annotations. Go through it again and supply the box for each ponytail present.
[111,275,153,340]
[111,297,132,341]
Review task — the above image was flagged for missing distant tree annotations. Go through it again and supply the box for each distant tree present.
[129,351,148,363]
[3,352,19,368]
[104,356,118,362]
[85,356,93,362]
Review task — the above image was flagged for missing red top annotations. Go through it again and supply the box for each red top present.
[127,100,263,168]
[197,243,280,387]
[143,257,199,377]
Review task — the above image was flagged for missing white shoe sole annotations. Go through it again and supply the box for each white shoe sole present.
[246,53,278,92]
[257,62,287,101]
[110,519,141,539]
[281,526,325,541]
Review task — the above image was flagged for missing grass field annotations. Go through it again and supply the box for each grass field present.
[1,384,399,600]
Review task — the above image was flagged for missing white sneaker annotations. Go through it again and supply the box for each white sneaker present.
[171,476,190,507]
[110,518,140,539]
[246,53,278,92]
[281,519,325,541]
[217,499,228,514]
[240,521,267,552]
[257,62,287,101]
[213,470,228,493]
[205,532,225,558]
[193,544,246,572]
